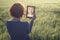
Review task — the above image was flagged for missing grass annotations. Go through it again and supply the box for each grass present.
[0,0,60,40]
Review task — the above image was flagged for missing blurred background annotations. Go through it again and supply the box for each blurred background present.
[0,0,60,40]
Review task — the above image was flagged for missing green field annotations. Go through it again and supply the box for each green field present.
[0,0,60,40]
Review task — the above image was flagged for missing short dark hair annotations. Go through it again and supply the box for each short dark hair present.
[10,3,24,18]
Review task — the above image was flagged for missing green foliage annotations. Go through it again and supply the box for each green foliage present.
[0,1,60,40]
[29,3,60,40]
[0,7,10,40]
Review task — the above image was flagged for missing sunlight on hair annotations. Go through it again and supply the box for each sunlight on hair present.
[8,2,26,20]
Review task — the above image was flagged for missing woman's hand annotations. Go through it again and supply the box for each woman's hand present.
[29,14,36,21]
[31,15,36,21]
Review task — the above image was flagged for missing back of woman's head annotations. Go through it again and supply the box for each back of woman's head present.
[10,3,24,18]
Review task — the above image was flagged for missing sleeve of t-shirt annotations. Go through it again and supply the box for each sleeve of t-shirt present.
[6,21,13,36]
[26,22,31,34]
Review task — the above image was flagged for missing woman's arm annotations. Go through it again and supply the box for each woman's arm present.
[29,15,36,32]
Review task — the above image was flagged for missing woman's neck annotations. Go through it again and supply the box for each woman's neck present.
[12,18,20,22]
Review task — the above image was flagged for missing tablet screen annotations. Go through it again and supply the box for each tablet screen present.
[26,6,35,18]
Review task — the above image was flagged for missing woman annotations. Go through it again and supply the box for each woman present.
[6,3,36,40]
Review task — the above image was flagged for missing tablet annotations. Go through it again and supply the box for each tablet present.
[26,6,35,18]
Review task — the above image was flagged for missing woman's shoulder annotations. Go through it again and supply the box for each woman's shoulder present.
[6,18,28,24]
[6,20,12,23]
[6,20,28,24]
[20,21,29,25]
